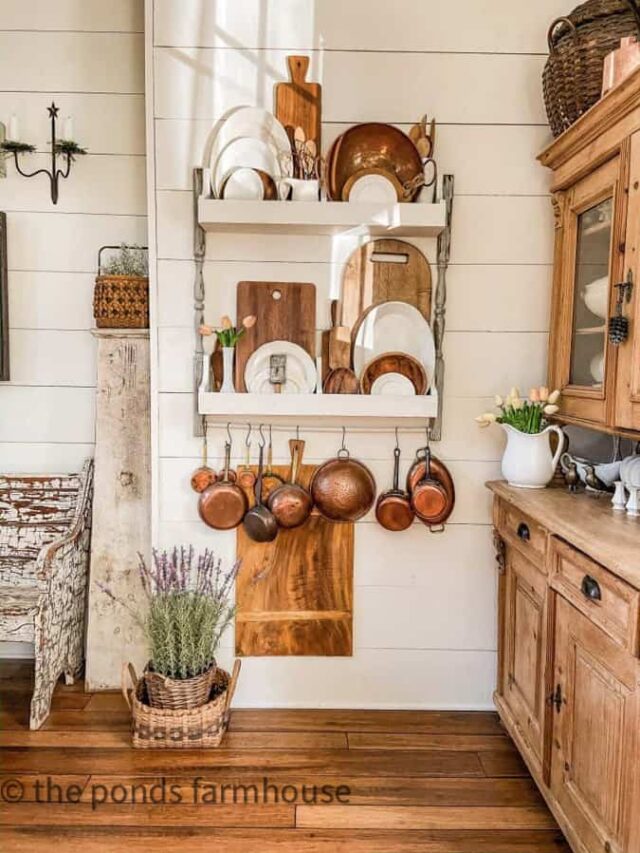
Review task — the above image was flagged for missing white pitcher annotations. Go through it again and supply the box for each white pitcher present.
[500,424,566,489]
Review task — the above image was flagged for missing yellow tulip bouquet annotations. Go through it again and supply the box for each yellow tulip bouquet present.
[476,386,561,434]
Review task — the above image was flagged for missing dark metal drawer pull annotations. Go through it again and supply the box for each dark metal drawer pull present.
[581,574,602,601]
[516,522,530,541]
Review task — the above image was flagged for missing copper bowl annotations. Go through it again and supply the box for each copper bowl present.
[326,123,423,202]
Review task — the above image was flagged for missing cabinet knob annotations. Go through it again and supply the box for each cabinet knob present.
[516,522,530,541]
[581,574,602,601]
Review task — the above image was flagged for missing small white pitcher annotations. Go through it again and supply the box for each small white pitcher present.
[500,424,566,489]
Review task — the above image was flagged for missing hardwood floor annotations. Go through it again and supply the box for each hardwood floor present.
[0,660,570,852]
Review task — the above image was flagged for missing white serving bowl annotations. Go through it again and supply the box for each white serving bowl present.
[582,276,609,319]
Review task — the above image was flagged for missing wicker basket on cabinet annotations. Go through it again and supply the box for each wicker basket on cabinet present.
[93,244,149,329]
[543,0,640,137]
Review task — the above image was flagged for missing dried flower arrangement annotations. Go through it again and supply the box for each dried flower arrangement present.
[101,243,148,278]
[98,547,239,682]
[476,386,561,433]
[199,314,256,348]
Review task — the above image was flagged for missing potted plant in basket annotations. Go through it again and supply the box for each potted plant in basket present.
[476,386,566,489]
[199,314,256,393]
[94,243,149,329]
[98,547,239,709]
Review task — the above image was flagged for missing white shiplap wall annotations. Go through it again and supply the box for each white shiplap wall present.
[148,0,565,708]
[0,1,147,658]
[0,0,147,476]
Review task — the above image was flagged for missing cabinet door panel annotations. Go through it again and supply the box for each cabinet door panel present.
[502,546,548,770]
[552,596,640,853]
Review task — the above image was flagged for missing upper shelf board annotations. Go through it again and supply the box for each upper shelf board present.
[197,198,448,237]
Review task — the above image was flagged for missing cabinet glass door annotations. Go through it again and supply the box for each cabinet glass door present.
[569,197,612,388]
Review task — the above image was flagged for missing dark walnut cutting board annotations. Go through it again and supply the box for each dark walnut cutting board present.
[236,464,353,657]
[235,281,316,391]
[274,55,322,152]
[338,238,432,333]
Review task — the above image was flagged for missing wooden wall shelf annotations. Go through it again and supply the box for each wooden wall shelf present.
[197,198,447,237]
[198,389,438,427]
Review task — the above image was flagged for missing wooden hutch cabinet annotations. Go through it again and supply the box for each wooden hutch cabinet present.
[539,67,640,438]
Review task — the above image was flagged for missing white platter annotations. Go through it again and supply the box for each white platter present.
[213,137,283,198]
[244,341,317,395]
[352,302,436,385]
[348,174,398,204]
[221,167,265,200]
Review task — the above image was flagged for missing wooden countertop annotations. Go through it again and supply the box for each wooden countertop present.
[487,481,640,590]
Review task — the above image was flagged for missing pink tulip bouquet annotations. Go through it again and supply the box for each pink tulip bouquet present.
[476,386,561,434]
[199,314,256,348]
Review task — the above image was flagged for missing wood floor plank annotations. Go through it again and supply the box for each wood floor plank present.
[1,692,91,711]
[0,828,573,853]
[479,750,530,777]
[40,711,131,731]
[229,709,504,734]
[0,731,347,750]
[296,804,558,830]
[76,775,545,807]
[0,747,484,777]
[0,802,294,828]
[348,733,518,752]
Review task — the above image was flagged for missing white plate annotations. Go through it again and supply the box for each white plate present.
[221,167,265,200]
[348,174,398,204]
[352,302,436,386]
[209,107,292,192]
[213,137,282,198]
[582,276,609,319]
[244,341,317,394]
[370,373,416,396]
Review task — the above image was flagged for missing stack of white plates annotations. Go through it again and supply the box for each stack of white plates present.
[244,342,317,394]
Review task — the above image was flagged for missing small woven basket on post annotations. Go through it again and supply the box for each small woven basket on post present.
[122,661,241,749]
[93,245,149,329]
[543,0,640,137]
[144,663,217,710]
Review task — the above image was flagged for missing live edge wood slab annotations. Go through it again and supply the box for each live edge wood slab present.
[487,481,640,589]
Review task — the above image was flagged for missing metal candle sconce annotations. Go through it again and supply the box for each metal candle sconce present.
[1,102,86,204]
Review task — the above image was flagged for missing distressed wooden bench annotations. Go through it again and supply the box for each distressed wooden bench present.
[0,459,93,728]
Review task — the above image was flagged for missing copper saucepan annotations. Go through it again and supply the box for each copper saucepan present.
[311,438,376,522]
[198,441,248,530]
[191,423,217,493]
[375,446,414,531]
[407,447,455,528]
[268,439,313,529]
[243,443,278,542]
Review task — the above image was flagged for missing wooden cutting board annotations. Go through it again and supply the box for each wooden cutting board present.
[338,239,432,334]
[274,55,322,152]
[236,464,353,657]
[235,281,316,391]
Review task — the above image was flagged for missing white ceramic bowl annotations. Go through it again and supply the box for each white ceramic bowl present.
[590,352,605,383]
[582,276,609,319]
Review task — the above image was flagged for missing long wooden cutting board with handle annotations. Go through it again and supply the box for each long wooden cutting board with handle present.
[235,281,316,391]
[339,238,432,334]
[275,55,322,152]
[236,464,353,656]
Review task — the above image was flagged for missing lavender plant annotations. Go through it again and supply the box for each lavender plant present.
[98,548,239,680]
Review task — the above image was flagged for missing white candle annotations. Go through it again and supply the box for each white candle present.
[63,115,74,140]
[8,114,19,141]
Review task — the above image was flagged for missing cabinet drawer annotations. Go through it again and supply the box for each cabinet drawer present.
[497,500,547,566]
[550,537,640,655]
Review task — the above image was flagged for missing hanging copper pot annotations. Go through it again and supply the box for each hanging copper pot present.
[375,446,414,531]
[243,443,279,542]
[310,435,376,522]
[190,421,217,493]
[407,446,455,527]
[268,439,313,529]
[198,442,248,530]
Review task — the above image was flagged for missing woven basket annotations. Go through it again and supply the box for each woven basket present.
[93,274,149,329]
[543,0,640,137]
[122,661,241,749]
[144,663,217,710]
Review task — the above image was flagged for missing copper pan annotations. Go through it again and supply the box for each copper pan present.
[191,423,217,493]
[243,443,278,542]
[375,446,414,531]
[311,439,376,522]
[407,447,455,527]
[198,442,247,530]
[268,439,313,529]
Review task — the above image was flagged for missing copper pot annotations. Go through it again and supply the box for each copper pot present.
[198,442,248,530]
[268,439,313,529]
[407,448,455,527]
[243,444,278,542]
[311,446,376,522]
[191,427,217,493]
[375,446,414,531]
